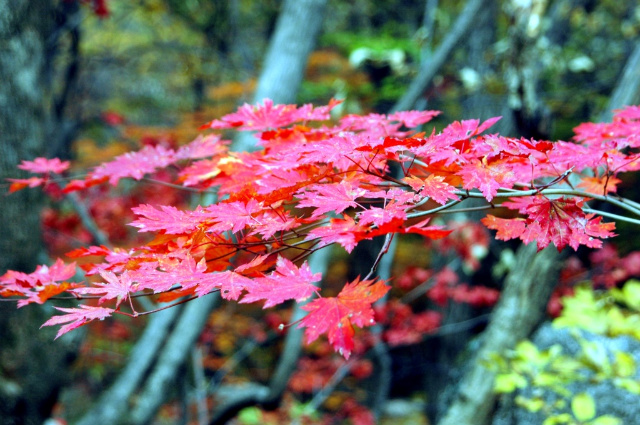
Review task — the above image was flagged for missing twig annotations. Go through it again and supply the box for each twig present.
[66,191,111,247]
[364,233,395,281]
[303,359,355,415]
[582,208,640,226]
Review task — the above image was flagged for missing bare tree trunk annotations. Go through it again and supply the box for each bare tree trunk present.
[601,40,640,122]
[233,0,328,152]
[127,295,220,425]
[504,0,553,139]
[437,244,562,425]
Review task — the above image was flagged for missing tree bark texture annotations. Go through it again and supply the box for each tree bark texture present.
[0,2,80,425]
[437,243,562,425]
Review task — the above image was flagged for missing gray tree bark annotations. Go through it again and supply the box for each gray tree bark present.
[437,244,562,425]
[0,2,80,425]
[601,40,640,122]
[233,0,328,152]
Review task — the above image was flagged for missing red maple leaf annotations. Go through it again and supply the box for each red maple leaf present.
[403,219,453,239]
[298,278,390,358]
[482,195,616,251]
[7,177,46,193]
[41,305,115,339]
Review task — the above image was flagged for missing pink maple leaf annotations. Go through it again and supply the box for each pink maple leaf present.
[41,305,115,339]
[18,157,70,174]
[305,215,368,253]
[195,270,255,300]
[89,144,176,186]
[14,259,77,287]
[240,256,320,308]
[404,174,459,205]
[296,181,367,218]
[130,204,205,234]
[458,158,517,202]
[202,199,263,233]
[388,110,441,127]
[73,270,134,307]
[175,134,227,160]
[357,201,407,227]
[202,99,333,131]
[250,209,301,239]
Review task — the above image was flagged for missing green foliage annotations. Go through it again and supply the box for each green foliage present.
[490,281,640,424]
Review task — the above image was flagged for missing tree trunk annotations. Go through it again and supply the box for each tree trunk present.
[0,1,79,424]
[437,244,562,425]
[233,0,328,152]
[601,40,640,122]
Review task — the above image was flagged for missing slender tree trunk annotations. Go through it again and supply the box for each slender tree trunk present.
[233,0,328,152]
[437,244,562,425]
[601,40,640,122]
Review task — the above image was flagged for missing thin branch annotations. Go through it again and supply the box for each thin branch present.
[364,233,395,281]
[66,192,111,247]
[454,188,640,217]
[303,359,355,415]
[406,199,464,218]
[142,177,218,193]
[582,208,640,226]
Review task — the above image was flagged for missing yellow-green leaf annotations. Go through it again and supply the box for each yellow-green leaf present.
[613,351,636,377]
[572,392,596,422]
[494,373,527,393]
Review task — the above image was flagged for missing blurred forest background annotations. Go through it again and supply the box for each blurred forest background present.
[2,0,640,424]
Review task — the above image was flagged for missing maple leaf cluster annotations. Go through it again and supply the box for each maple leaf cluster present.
[3,99,639,358]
